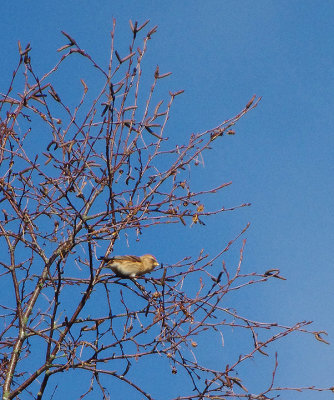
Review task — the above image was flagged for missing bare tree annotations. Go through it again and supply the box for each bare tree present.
[0,20,330,400]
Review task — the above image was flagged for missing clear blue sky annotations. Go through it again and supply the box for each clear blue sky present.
[1,1,334,399]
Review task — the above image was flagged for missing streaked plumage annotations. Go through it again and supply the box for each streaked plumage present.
[99,254,159,278]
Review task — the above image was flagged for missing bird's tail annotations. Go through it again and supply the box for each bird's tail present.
[98,256,113,262]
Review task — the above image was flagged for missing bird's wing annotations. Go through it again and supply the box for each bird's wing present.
[99,255,141,263]
[115,255,142,263]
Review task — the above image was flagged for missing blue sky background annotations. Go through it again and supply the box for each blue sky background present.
[1,1,334,399]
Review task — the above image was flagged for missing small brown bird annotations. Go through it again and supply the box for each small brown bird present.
[99,254,159,278]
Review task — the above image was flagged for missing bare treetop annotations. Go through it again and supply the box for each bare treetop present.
[0,20,329,400]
